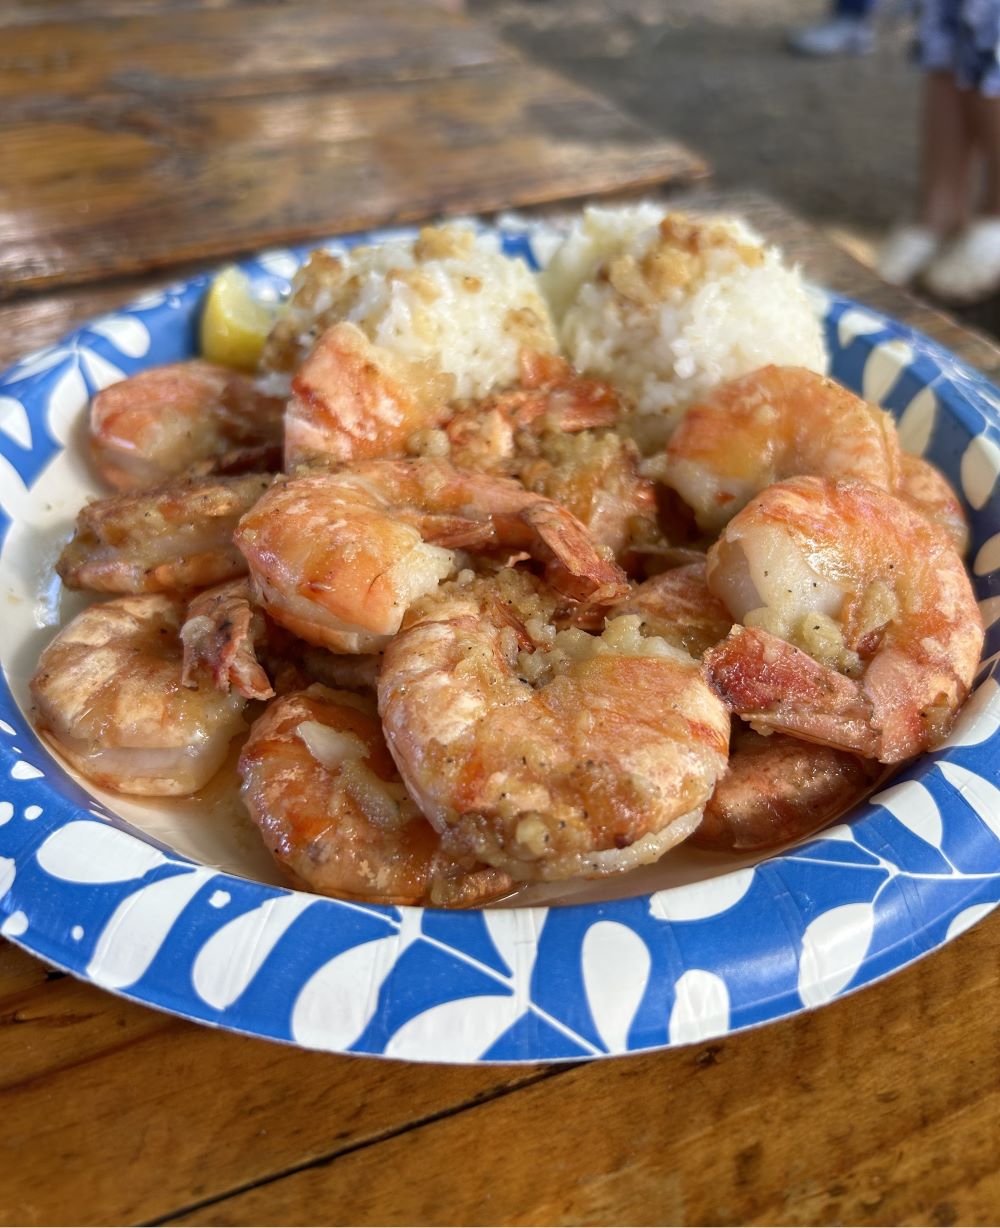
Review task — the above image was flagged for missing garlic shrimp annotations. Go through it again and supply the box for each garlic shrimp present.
[660,366,902,533]
[239,686,514,906]
[691,724,880,852]
[897,453,970,556]
[90,361,283,491]
[284,322,454,468]
[426,356,657,563]
[180,578,274,701]
[235,459,627,654]
[31,594,247,795]
[439,351,625,471]
[58,473,271,594]
[378,571,730,881]
[703,476,984,762]
[606,561,733,658]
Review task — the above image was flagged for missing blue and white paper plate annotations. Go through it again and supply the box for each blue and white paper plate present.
[1,219,998,1063]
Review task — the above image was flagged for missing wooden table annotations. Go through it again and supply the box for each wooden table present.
[0,0,705,296]
[2,4,999,1225]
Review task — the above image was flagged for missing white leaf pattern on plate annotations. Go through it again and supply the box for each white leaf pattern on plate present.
[385,994,524,1063]
[86,868,213,990]
[1,910,27,937]
[946,902,998,940]
[36,820,169,883]
[88,315,151,358]
[974,531,1000,575]
[45,362,88,446]
[291,933,407,1052]
[872,780,943,849]
[192,894,314,1009]
[581,920,651,1053]
[482,907,546,982]
[897,384,938,455]
[863,338,914,404]
[648,868,754,922]
[668,970,730,1044]
[837,307,885,346]
[0,396,31,450]
[938,677,1000,749]
[79,349,125,392]
[937,762,1000,841]
[960,434,1000,509]
[797,903,876,1007]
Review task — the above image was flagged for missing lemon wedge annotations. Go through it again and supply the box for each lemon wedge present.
[199,266,275,372]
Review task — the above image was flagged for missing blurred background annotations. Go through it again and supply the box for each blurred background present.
[474,0,917,266]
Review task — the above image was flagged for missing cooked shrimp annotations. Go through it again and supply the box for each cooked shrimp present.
[512,430,660,563]
[703,476,984,762]
[58,473,271,594]
[897,453,970,556]
[31,594,247,795]
[235,459,627,654]
[417,355,656,563]
[607,561,733,658]
[284,322,454,468]
[691,724,880,852]
[90,361,283,491]
[181,579,274,701]
[659,366,902,533]
[378,571,730,881]
[439,350,624,471]
[239,686,514,906]
[296,649,380,694]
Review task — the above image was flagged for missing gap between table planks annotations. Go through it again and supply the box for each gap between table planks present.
[2,192,1000,1226]
[0,0,706,296]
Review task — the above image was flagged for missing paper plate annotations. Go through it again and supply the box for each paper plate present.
[1,218,998,1062]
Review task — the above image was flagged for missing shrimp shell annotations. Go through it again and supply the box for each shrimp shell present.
[58,473,272,594]
[378,572,730,881]
[692,724,880,851]
[239,687,514,906]
[235,460,627,654]
[284,322,453,468]
[31,594,247,795]
[660,366,902,533]
[703,476,984,762]
[90,361,283,491]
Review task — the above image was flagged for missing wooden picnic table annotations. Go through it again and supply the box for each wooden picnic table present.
[1,3,999,1225]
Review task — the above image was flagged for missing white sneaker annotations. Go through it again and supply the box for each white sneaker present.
[923,218,1000,302]
[786,17,875,56]
[877,224,941,286]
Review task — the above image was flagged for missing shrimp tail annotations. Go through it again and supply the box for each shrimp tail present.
[520,503,628,606]
[406,513,498,551]
[181,581,275,701]
[703,626,880,758]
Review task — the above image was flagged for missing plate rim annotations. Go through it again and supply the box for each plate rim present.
[1,220,998,1063]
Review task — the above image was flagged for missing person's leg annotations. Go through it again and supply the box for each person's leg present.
[922,81,1000,299]
[967,90,1000,215]
[878,71,974,284]
[917,71,978,232]
[835,0,876,16]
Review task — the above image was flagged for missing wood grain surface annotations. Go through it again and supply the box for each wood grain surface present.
[1,4,998,1221]
[0,0,706,296]
[2,187,999,1226]
[1,912,996,1227]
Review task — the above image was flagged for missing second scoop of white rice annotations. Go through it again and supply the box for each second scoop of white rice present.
[542,205,828,443]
